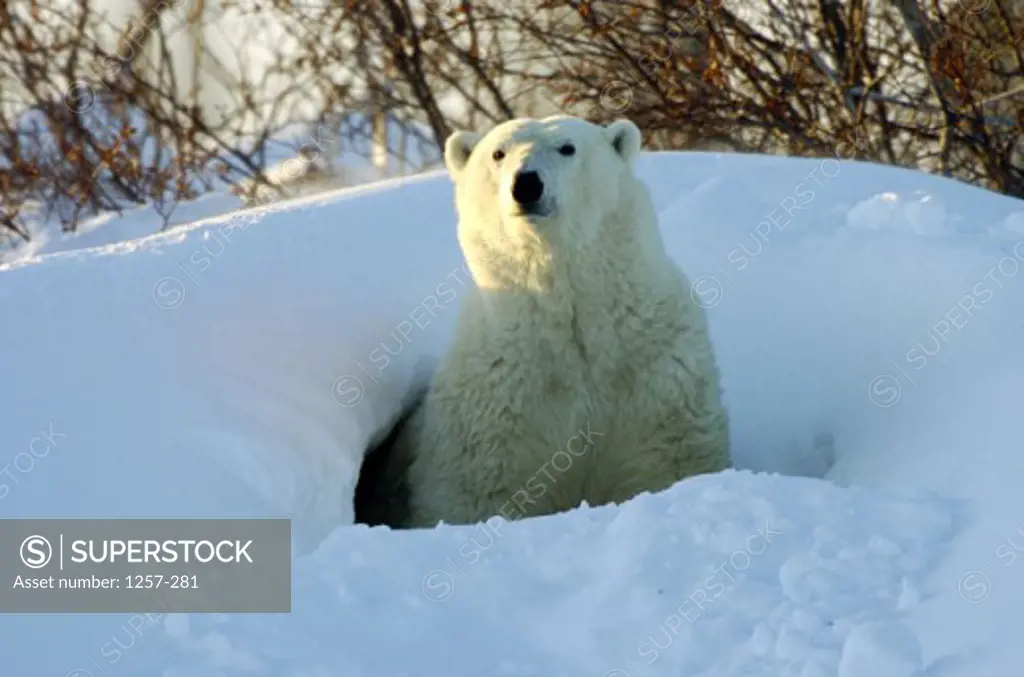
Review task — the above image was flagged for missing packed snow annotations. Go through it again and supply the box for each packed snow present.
[2,150,1024,677]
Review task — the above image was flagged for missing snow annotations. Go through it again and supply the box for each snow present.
[3,149,1024,676]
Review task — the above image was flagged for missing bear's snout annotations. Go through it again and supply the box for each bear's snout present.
[511,170,545,208]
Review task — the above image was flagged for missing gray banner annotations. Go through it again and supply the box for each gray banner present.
[0,519,291,613]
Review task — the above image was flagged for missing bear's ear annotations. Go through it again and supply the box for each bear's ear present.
[444,130,483,176]
[604,119,642,165]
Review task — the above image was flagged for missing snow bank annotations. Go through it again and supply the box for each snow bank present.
[2,171,461,546]
[2,151,1024,676]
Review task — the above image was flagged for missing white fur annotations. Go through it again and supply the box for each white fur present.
[400,115,731,527]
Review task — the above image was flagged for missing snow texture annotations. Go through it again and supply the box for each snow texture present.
[3,151,1024,677]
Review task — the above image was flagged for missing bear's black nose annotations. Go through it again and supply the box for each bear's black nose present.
[512,170,544,206]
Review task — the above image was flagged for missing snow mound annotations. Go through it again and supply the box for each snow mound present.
[2,151,1024,676]
[151,471,955,677]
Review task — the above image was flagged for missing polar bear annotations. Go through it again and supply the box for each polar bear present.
[392,115,730,528]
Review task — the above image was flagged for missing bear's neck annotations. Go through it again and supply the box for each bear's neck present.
[468,211,673,362]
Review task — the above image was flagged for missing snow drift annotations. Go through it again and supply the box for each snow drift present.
[2,151,1024,676]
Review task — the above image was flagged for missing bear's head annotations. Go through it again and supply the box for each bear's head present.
[443,116,644,289]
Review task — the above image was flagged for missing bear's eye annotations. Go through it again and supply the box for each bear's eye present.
[558,143,576,156]
[492,148,505,162]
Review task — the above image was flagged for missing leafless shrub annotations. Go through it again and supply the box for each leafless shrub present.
[520,0,1023,196]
